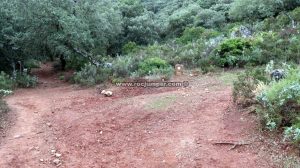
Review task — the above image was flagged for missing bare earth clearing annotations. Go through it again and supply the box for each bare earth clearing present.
[0,64,297,168]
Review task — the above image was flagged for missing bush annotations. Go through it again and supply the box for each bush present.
[73,63,112,86]
[229,0,286,21]
[138,57,169,75]
[24,59,40,71]
[177,27,206,44]
[167,4,200,37]
[112,55,140,78]
[214,38,252,67]
[198,58,216,74]
[15,73,38,88]
[177,27,220,44]
[0,72,13,90]
[122,42,139,54]
[254,32,286,63]
[137,57,174,79]
[194,9,226,28]
[0,89,13,98]
[233,66,269,106]
[257,68,300,130]
[66,56,89,71]
[284,122,300,144]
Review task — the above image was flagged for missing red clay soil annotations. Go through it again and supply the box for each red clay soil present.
[0,63,295,168]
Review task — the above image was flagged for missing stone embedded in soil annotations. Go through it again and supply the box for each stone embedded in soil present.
[53,158,61,165]
[13,135,22,139]
[46,123,52,127]
[55,153,62,158]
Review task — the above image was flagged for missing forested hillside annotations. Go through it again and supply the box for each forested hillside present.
[1,0,300,74]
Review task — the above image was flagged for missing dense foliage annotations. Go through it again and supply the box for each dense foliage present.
[1,0,300,86]
[232,62,300,146]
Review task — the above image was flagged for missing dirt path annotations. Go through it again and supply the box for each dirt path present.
[0,64,290,167]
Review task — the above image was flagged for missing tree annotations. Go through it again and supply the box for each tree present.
[4,0,122,70]
[229,0,300,21]
[119,0,160,46]
[167,3,201,37]
[194,9,226,28]
[198,0,218,9]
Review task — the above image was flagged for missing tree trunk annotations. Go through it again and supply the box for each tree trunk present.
[60,55,66,71]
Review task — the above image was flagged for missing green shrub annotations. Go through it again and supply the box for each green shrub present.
[137,57,173,78]
[74,63,112,86]
[257,68,300,130]
[0,72,13,90]
[0,89,13,98]
[177,27,221,44]
[233,66,269,106]
[74,64,98,86]
[149,66,174,80]
[198,58,216,74]
[292,7,300,22]
[167,4,200,37]
[66,56,89,71]
[194,9,226,28]
[112,55,141,78]
[24,59,40,71]
[15,73,38,88]
[214,38,252,67]
[133,41,207,69]
[254,32,286,63]
[122,42,139,54]
[177,27,206,44]
[284,121,300,144]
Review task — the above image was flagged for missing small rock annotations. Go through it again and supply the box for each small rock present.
[101,90,113,97]
[39,159,44,162]
[51,149,56,154]
[53,158,61,165]
[14,135,22,139]
[46,123,52,127]
[105,91,113,97]
[55,153,62,158]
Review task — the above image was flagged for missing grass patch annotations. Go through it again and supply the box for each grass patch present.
[218,70,240,85]
[145,95,177,110]
[0,99,9,115]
